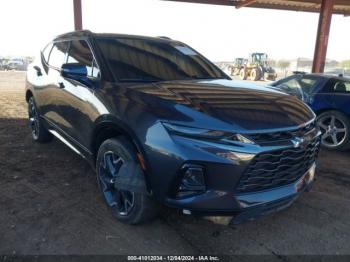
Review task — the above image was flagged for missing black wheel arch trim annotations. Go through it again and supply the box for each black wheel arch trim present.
[92,115,153,192]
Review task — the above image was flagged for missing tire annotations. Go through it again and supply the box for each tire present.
[233,68,240,76]
[239,68,247,80]
[317,110,350,151]
[96,137,159,224]
[228,66,234,76]
[28,96,52,143]
[250,68,261,81]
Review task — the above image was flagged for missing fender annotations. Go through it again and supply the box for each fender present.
[91,114,153,190]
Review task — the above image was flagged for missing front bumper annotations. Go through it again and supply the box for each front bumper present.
[165,163,316,221]
[144,122,320,222]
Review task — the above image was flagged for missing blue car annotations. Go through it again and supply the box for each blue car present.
[271,73,350,151]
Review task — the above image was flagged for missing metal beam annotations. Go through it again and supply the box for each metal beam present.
[166,1,350,16]
[312,0,335,73]
[166,0,233,6]
[236,0,257,9]
[73,0,83,31]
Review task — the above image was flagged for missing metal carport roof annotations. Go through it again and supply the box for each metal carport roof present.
[72,0,350,73]
[167,0,350,16]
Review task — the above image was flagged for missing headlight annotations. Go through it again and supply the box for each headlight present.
[162,122,226,139]
[162,122,255,144]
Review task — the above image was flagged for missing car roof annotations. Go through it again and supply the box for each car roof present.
[54,30,177,43]
[295,73,350,81]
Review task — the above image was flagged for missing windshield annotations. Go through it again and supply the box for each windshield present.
[274,75,319,101]
[96,37,228,82]
[251,53,267,62]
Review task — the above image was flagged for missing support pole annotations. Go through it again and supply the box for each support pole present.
[312,0,335,73]
[73,0,83,31]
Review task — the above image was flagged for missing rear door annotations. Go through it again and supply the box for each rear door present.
[56,39,102,151]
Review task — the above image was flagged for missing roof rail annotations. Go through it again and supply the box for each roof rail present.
[157,36,172,40]
[54,30,93,41]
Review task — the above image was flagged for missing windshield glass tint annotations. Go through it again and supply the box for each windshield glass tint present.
[299,77,318,95]
[276,75,318,97]
[96,37,227,82]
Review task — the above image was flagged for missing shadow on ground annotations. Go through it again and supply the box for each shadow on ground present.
[0,117,350,256]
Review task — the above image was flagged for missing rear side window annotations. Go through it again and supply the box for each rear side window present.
[67,40,100,78]
[334,81,350,93]
[323,79,350,93]
[49,41,69,68]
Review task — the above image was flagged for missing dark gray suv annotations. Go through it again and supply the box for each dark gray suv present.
[26,30,321,224]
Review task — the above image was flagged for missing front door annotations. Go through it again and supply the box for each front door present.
[56,39,102,151]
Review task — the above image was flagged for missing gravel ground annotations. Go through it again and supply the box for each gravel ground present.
[0,71,349,256]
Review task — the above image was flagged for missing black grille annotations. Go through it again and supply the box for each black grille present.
[248,122,316,145]
[236,137,320,193]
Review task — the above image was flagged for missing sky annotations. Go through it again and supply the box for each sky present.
[1,0,349,61]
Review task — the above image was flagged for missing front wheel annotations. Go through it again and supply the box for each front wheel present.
[317,111,350,151]
[96,137,159,224]
[250,68,261,81]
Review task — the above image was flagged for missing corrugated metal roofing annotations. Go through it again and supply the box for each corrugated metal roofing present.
[167,0,350,15]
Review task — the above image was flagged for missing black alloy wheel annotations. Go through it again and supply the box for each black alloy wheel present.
[98,151,135,216]
[28,97,40,140]
[96,138,159,224]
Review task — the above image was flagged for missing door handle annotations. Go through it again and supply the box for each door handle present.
[58,82,65,89]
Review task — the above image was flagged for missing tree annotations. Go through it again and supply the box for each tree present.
[269,59,277,68]
[277,59,290,70]
[277,59,291,77]
[339,60,350,69]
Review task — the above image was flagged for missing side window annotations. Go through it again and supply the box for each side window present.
[42,43,53,64]
[322,79,350,93]
[334,81,350,93]
[67,40,100,78]
[49,41,69,68]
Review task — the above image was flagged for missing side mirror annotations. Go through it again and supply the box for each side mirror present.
[33,65,42,76]
[61,63,87,79]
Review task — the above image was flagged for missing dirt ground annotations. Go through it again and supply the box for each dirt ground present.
[0,71,350,256]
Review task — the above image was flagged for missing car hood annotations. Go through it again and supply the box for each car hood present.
[125,79,315,132]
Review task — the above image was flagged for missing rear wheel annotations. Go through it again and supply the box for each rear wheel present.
[96,137,159,224]
[28,96,52,143]
[317,111,350,151]
[239,68,247,80]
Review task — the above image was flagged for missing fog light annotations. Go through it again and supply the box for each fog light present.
[177,164,205,198]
